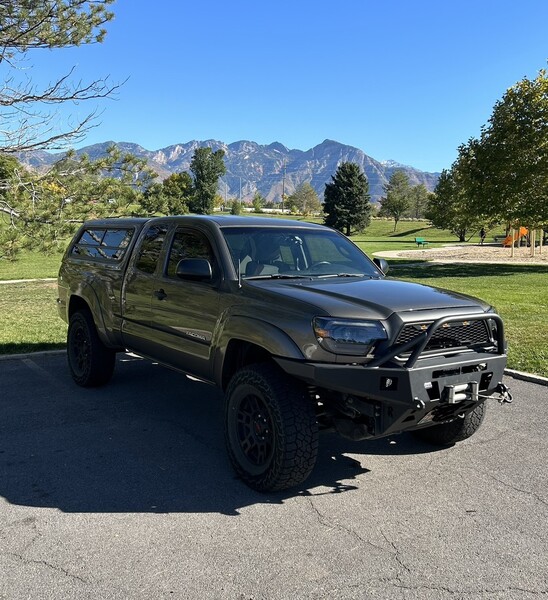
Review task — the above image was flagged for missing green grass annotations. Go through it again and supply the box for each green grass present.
[0,250,63,280]
[0,281,67,354]
[389,262,548,378]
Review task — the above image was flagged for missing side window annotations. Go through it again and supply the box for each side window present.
[166,229,216,279]
[135,225,168,274]
[71,227,134,261]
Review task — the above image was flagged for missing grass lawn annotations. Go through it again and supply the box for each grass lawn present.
[389,262,548,378]
[0,281,67,354]
[0,251,63,280]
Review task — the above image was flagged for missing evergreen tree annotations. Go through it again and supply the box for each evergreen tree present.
[1,1,117,153]
[0,147,154,258]
[323,162,371,236]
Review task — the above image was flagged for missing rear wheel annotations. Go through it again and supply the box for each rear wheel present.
[225,363,318,492]
[412,403,486,446]
[67,309,116,387]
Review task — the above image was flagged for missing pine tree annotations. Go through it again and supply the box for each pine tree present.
[323,162,371,236]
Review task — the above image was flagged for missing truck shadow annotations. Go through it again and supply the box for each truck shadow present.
[0,353,440,516]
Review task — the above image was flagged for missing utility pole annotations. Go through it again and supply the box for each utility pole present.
[281,160,286,214]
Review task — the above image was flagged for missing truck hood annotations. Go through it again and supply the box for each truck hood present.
[246,277,489,320]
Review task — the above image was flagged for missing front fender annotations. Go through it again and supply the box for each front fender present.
[213,315,304,388]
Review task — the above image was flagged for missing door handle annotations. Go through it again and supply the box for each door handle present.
[154,289,167,301]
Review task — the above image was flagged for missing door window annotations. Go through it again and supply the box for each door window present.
[166,229,216,279]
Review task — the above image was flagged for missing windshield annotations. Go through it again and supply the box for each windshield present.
[221,226,381,279]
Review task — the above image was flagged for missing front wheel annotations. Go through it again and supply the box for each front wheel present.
[225,363,318,492]
[412,403,486,446]
[67,309,116,387]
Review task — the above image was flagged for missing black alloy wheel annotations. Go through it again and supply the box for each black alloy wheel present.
[225,363,318,492]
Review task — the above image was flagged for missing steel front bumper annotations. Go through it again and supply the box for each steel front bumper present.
[275,351,507,439]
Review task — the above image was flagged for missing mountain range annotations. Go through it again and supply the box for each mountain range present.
[19,139,440,203]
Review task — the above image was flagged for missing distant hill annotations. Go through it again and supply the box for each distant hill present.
[18,139,440,203]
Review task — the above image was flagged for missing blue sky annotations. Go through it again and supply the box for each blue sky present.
[28,0,548,172]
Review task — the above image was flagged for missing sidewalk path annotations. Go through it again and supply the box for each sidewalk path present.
[0,277,56,284]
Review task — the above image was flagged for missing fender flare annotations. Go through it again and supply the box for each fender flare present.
[213,315,304,388]
[68,281,115,348]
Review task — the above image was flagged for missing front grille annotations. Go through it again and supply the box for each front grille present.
[396,320,492,352]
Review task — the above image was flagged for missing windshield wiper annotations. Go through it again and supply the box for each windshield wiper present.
[314,273,368,278]
[245,273,312,280]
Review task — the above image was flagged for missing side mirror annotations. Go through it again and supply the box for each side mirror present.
[176,258,212,281]
[373,257,389,275]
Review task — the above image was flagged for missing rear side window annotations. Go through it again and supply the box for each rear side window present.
[135,225,168,274]
[72,228,134,261]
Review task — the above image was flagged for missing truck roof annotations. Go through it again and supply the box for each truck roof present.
[149,214,326,229]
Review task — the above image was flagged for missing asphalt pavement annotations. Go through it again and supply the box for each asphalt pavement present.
[1,352,547,600]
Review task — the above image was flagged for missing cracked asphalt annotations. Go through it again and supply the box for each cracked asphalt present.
[1,352,547,600]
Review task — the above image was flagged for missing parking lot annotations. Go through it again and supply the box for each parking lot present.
[1,352,547,599]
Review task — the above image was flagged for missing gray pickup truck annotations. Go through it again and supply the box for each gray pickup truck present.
[57,215,511,491]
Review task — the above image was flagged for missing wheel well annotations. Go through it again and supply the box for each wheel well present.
[68,295,91,319]
[221,339,272,390]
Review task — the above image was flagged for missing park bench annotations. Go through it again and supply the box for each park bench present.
[415,237,429,247]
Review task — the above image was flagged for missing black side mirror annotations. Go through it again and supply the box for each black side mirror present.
[176,258,212,281]
[373,257,389,275]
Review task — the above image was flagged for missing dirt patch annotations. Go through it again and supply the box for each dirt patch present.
[377,244,548,265]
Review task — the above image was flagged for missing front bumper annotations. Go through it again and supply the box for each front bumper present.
[275,350,507,439]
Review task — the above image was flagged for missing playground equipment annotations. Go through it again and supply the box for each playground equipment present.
[502,227,528,247]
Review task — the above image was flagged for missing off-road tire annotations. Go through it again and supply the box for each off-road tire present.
[67,309,116,387]
[225,363,318,492]
[412,402,486,446]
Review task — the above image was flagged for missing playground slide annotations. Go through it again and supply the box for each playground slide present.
[502,227,528,247]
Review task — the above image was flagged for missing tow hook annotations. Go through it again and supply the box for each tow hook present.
[494,382,513,404]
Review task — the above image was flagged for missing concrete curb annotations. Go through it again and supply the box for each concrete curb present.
[503,368,548,387]
[0,349,66,361]
[0,349,546,387]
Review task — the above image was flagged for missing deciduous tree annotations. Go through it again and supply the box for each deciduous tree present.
[142,172,192,215]
[379,171,411,231]
[189,147,226,214]
[478,69,548,227]
[408,183,430,220]
[288,182,321,216]
[252,192,265,213]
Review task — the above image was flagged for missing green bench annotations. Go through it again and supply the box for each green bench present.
[415,237,429,247]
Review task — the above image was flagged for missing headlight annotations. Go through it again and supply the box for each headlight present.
[313,317,388,355]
